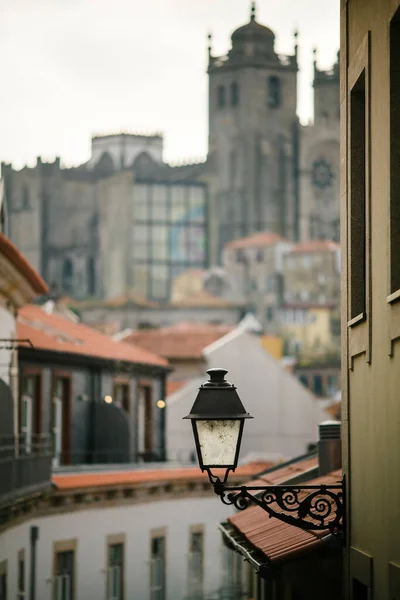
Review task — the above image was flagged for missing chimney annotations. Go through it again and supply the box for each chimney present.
[318,420,341,476]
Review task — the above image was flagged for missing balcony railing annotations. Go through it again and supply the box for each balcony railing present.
[0,434,52,504]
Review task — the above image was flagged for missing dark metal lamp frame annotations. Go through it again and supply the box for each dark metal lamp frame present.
[204,467,345,537]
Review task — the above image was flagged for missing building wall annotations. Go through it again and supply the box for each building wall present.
[342,1,400,597]
[0,495,234,600]
[0,305,16,386]
[282,249,340,304]
[78,304,242,330]
[280,306,334,354]
[19,358,164,465]
[167,330,328,462]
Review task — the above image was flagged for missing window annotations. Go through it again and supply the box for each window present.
[349,69,366,321]
[313,375,323,397]
[113,382,130,412]
[390,9,400,295]
[217,85,226,108]
[188,530,203,600]
[0,561,6,600]
[52,378,71,467]
[150,536,165,600]
[62,258,74,294]
[17,551,25,600]
[231,82,239,107]
[138,384,153,459]
[236,249,246,264]
[268,76,281,108]
[327,375,338,396]
[107,543,124,600]
[22,185,30,210]
[21,374,42,454]
[87,257,96,296]
[266,306,274,322]
[299,374,309,389]
[256,248,264,262]
[21,392,32,454]
[353,579,369,600]
[54,550,74,600]
[222,545,243,599]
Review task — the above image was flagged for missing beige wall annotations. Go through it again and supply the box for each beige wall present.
[342,1,400,598]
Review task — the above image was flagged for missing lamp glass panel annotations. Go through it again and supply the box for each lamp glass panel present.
[196,419,240,466]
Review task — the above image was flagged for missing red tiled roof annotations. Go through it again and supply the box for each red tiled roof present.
[225,231,284,250]
[166,380,188,396]
[52,461,274,491]
[124,322,233,360]
[17,305,168,368]
[227,467,342,564]
[289,240,340,254]
[0,233,48,295]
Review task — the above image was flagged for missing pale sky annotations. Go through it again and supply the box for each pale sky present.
[0,0,339,169]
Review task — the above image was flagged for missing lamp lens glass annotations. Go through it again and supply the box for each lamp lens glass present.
[196,419,240,466]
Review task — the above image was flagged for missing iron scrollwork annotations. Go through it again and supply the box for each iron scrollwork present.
[205,468,344,536]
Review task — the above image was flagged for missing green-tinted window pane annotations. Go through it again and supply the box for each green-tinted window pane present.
[152,226,168,260]
[133,244,149,260]
[187,225,206,263]
[133,225,149,243]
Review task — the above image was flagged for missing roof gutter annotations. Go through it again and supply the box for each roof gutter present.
[18,347,171,375]
[218,522,271,579]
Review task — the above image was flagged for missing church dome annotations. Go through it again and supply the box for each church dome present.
[231,17,275,45]
[230,3,276,57]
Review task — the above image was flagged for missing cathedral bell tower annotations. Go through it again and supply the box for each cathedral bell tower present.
[207,2,299,262]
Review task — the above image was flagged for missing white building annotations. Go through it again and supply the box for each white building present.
[0,462,267,600]
[167,327,328,463]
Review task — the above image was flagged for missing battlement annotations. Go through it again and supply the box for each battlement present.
[91,131,163,141]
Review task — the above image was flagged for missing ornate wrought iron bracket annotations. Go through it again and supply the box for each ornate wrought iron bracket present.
[205,468,344,537]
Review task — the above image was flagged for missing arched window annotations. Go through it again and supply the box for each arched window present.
[95,152,114,173]
[22,185,30,210]
[268,76,281,108]
[62,258,74,293]
[217,85,226,109]
[87,257,96,296]
[231,82,239,107]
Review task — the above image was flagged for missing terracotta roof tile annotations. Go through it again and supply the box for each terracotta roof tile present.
[225,231,285,250]
[17,305,168,368]
[228,468,342,564]
[52,461,274,491]
[166,380,188,395]
[170,291,237,307]
[289,240,340,254]
[124,322,233,360]
[0,233,48,295]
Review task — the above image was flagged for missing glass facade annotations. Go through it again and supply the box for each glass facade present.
[132,183,207,301]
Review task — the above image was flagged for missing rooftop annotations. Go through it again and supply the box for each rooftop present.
[52,460,274,492]
[124,322,233,361]
[17,304,168,369]
[226,468,342,564]
[225,231,285,250]
[0,233,48,297]
[289,240,340,254]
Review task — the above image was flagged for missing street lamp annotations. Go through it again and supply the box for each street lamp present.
[184,368,344,537]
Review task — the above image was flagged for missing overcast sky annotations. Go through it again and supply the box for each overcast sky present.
[0,0,339,169]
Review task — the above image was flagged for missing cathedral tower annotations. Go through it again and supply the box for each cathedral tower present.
[207,3,299,262]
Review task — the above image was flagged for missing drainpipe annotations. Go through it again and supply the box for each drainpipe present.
[30,525,39,600]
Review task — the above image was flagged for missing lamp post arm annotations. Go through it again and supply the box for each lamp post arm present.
[205,469,344,537]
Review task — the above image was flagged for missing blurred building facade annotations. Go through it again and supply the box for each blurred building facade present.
[1,7,339,303]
